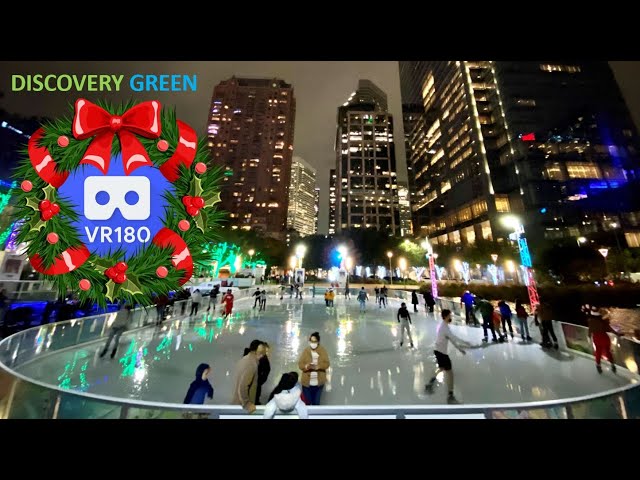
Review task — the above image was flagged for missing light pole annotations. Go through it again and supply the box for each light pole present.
[598,248,609,278]
[295,244,306,269]
[386,251,393,285]
[576,237,587,247]
[422,239,439,299]
[501,215,539,308]
[399,257,407,285]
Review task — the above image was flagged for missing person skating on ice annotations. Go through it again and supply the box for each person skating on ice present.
[252,287,261,309]
[515,298,532,341]
[259,289,267,311]
[587,306,622,374]
[411,291,419,313]
[497,300,515,340]
[474,296,499,343]
[357,287,368,312]
[221,289,235,318]
[397,302,414,348]
[425,309,471,404]
[190,289,202,317]
[100,303,132,359]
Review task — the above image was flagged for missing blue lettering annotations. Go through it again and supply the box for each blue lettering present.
[158,75,169,91]
[183,75,197,91]
[130,74,144,92]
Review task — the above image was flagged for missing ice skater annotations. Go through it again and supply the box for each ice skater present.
[221,289,235,318]
[397,302,414,348]
[252,287,262,309]
[411,291,419,312]
[588,306,622,374]
[207,285,220,314]
[190,289,202,317]
[425,309,471,404]
[534,302,558,349]
[379,286,388,308]
[498,300,514,340]
[474,296,499,343]
[100,304,132,359]
[357,287,368,311]
[515,299,532,341]
[259,289,267,311]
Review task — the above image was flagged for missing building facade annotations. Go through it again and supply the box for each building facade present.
[314,187,320,235]
[328,169,337,235]
[287,156,317,237]
[400,61,640,248]
[206,77,296,238]
[335,80,400,235]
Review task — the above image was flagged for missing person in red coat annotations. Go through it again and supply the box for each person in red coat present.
[221,289,235,318]
[588,306,622,374]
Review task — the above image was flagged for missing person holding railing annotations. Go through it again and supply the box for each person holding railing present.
[461,290,477,326]
[232,339,265,414]
[588,306,622,374]
[534,302,558,350]
[99,304,132,359]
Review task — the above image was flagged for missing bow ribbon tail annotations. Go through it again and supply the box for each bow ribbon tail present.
[80,132,114,174]
[119,131,154,175]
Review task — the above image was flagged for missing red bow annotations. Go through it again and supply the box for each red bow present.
[72,98,161,175]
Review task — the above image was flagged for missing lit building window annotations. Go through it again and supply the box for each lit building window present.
[625,232,640,248]
[566,163,601,179]
[495,196,511,213]
[515,98,536,107]
[480,220,493,240]
[545,163,565,181]
[540,64,582,73]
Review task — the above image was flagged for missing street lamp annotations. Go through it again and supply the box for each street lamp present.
[289,255,297,271]
[577,237,587,247]
[399,257,407,284]
[491,253,498,263]
[295,244,306,268]
[386,251,393,285]
[500,215,540,307]
[599,248,610,278]
[345,256,353,284]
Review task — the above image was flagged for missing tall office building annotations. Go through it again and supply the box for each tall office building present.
[400,61,640,248]
[335,80,399,235]
[314,187,320,235]
[397,181,413,236]
[207,77,296,238]
[287,156,317,237]
[328,169,337,235]
[402,104,423,207]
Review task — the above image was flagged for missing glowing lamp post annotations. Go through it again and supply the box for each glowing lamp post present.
[345,255,353,284]
[576,237,587,247]
[398,257,407,284]
[501,215,539,307]
[387,251,393,285]
[422,239,439,299]
[599,248,609,278]
[295,244,306,269]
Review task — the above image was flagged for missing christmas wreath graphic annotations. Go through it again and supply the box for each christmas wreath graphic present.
[13,99,224,306]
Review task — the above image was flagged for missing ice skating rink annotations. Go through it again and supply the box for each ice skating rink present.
[17,294,637,405]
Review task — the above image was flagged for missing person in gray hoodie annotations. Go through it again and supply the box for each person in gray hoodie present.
[100,304,132,359]
[263,372,308,419]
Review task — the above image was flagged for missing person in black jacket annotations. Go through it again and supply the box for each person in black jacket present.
[411,291,419,312]
[256,342,271,405]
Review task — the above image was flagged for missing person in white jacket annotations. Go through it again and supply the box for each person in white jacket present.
[425,309,472,404]
[263,372,308,419]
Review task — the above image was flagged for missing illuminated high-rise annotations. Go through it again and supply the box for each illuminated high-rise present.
[287,156,317,237]
[207,77,296,238]
[335,80,399,235]
[400,61,640,247]
[328,169,337,235]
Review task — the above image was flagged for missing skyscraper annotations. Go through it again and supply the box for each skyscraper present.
[314,187,320,235]
[207,77,296,238]
[328,169,337,235]
[335,80,399,235]
[397,181,413,236]
[287,156,317,237]
[400,61,640,248]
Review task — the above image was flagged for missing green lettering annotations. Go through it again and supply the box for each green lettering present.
[87,75,97,91]
[58,75,72,92]
[11,75,26,91]
[32,74,43,92]
[73,75,86,91]
[99,75,110,91]
[44,74,57,91]
[112,75,124,91]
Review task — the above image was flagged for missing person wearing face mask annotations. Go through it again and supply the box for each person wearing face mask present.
[298,332,330,405]
[231,339,265,413]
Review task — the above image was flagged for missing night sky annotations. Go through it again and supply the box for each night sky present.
[1,61,639,234]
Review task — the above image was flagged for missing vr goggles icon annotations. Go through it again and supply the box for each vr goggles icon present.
[84,176,151,221]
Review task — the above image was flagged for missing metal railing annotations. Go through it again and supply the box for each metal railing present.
[0,288,639,419]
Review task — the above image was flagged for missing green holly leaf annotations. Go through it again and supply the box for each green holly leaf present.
[27,215,46,233]
[42,184,57,201]
[94,257,112,269]
[25,197,40,212]
[94,263,108,274]
[189,176,203,198]
[121,276,144,296]
[105,280,119,303]
[202,190,221,208]
[195,209,207,233]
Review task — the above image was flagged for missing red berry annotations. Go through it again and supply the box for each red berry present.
[21,180,33,192]
[186,206,199,216]
[50,203,60,215]
[193,197,205,208]
[115,262,128,273]
[156,266,168,278]
[41,211,52,221]
[195,162,207,174]
[115,272,127,284]
[46,232,59,244]
[79,279,91,291]
[182,196,193,207]
[178,220,190,231]
[40,200,51,211]
[57,135,70,147]
[105,267,116,279]
[157,139,169,152]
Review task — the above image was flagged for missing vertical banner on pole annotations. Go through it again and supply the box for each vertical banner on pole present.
[428,254,438,299]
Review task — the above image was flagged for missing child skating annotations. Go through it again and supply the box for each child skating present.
[425,309,471,404]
